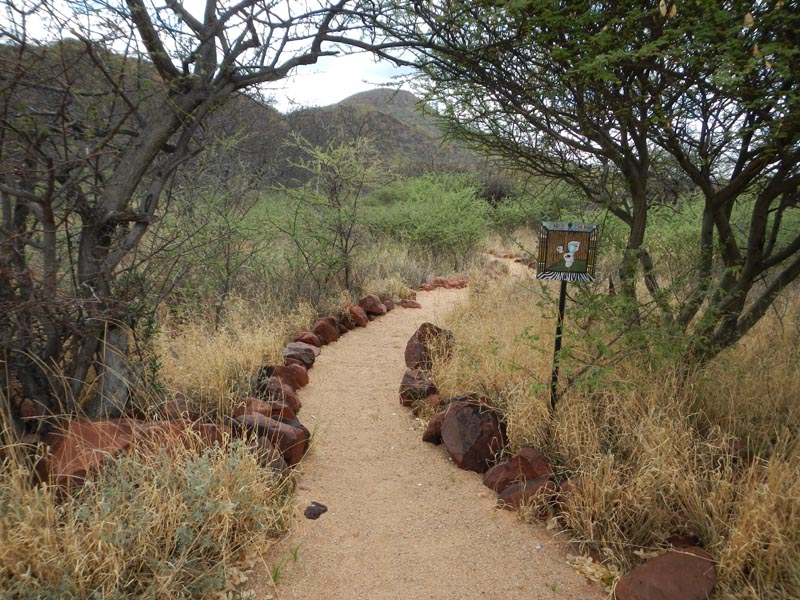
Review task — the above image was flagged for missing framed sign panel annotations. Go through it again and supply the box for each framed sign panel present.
[536,221,598,282]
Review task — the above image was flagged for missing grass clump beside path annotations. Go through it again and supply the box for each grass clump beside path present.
[0,434,293,600]
[433,265,800,600]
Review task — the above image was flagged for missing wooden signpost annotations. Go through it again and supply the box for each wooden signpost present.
[536,221,599,413]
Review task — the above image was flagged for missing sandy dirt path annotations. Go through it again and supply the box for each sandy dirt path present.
[260,286,601,600]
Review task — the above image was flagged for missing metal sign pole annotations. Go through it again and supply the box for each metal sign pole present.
[537,221,598,416]
[550,279,567,414]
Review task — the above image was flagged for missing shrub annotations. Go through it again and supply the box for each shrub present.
[370,174,489,270]
[0,436,293,599]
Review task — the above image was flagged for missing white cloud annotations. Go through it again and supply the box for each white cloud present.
[264,52,414,113]
[2,1,416,113]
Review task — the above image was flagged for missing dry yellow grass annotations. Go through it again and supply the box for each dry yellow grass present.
[156,297,317,414]
[434,265,800,600]
[0,431,293,599]
[432,267,553,409]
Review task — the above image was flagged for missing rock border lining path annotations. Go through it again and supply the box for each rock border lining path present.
[257,280,602,600]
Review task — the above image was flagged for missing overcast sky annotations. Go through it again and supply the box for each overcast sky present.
[264,52,415,113]
[3,0,415,113]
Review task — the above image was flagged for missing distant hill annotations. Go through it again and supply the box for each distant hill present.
[198,87,482,184]
[276,88,481,180]
[0,40,483,187]
[339,89,442,137]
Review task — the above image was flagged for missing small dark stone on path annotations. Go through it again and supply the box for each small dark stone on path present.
[304,501,328,520]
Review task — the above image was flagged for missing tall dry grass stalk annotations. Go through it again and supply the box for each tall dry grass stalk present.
[435,265,800,600]
[156,296,317,414]
[432,266,553,409]
[0,432,293,599]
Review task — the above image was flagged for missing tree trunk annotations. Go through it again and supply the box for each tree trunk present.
[85,325,134,419]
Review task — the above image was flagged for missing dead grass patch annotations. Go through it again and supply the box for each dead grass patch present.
[434,267,800,600]
[156,297,317,414]
[0,432,293,599]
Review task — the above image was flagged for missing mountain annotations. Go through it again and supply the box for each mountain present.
[0,40,482,187]
[279,88,481,178]
[339,89,442,136]
[200,87,482,184]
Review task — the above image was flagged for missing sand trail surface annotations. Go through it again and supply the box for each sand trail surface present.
[259,287,600,600]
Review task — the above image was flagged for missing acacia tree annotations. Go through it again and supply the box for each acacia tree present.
[270,135,391,304]
[0,0,402,428]
[367,0,800,361]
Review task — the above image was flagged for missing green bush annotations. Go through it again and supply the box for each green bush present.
[370,174,489,270]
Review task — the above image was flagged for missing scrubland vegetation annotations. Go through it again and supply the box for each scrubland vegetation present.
[0,170,504,599]
[3,2,798,599]
[5,161,797,598]
[1,435,293,599]
[436,208,800,600]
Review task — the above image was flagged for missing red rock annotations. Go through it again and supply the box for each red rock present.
[405,338,427,370]
[399,369,438,407]
[383,298,395,311]
[337,322,349,335]
[128,420,194,449]
[259,364,308,390]
[251,436,288,472]
[256,378,301,413]
[284,357,305,368]
[422,410,448,444]
[233,414,309,466]
[404,322,453,370]
[232,398,297,422]
[359,294,387,316]
[614,547,716,600]
[399,299,422,309]
[312,317,340,345]
[18,399,39,420]
[441,402,504,473]
[420,283,435,291]
[497,476,557,515]
[412,394,443,417]
[282,342,319,368]
[348,305,369,327]
[284,363,309,387]
[162,394,201,421]
[421,400,475,445]
[483,447,554,493]
[338,313,355,330]
[293,331,322,347]
[431,276,449,288]
[47,419,133,487]
[191,423,232,447]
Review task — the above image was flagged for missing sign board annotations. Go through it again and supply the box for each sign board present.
[536,221,598,282]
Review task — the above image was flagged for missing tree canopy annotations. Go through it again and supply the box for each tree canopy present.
[369,0,800,360]
[0,0,403,425]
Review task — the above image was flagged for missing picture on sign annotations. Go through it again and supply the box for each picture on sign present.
[536,221,599,282]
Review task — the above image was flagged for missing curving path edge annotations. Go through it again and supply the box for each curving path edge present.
[257,286,601,600]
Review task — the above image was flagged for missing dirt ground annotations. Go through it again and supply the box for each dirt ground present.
[256,285,602,600]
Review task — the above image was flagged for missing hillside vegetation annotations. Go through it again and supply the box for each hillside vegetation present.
[201,88,483,185]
